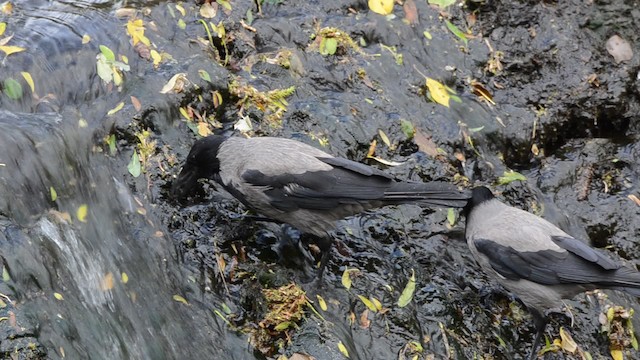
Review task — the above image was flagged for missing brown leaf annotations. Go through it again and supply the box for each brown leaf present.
[414,129,439,157]
[290,353,316,360]
[367,139,377,158]
[470,80,495,105]
[403,0,419,25]
[359,309,371,329]
[130,96,142,111]
[134,42,151,60]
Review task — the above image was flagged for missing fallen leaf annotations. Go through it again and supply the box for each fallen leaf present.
[316,295,327,311]
[470,80,495,105]
[378,129,392,148]
[428,0,456,8]
[611,349,623,360]
[160,73,189,94]
[101,272,115,291]
[150,49,161,67]
[606,35,633,63]
[342,267,352,290]
[54,292,64,301]
[82,34,91,44]
[107,102,124,115]
[425,77,451,107]
[76,204,88,222]
[128,151,141,177]
[359,309,371,328]
[559,327,577,353]
[0,22,5,36]
[628,194,640,206]
[445,20,468,45]
[337,341,350,358]
[289,353,316,360]
[414,130,439,157]
[173,294,189,305]
[403,0,419,25]
[498,170,526,185]
[447,208,456,226]
[367,139,377,157]
[126,18,151,46]
[20,72,35,93]
[50,187,57,201]
[0,44,24,56]
[200,2,217,18]
[368,0,393,15]
[121,272,129,284]
[3,78,22,100]
[130,96,141,111]
[358,295,377,312]
[400,119,415,138]
[397,269,416,307]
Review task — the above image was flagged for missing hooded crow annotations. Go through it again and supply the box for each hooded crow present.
[173,135,470,278]
[464,186,640,359]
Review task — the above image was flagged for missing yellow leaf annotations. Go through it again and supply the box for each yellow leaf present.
[1,2,12,15]
[121,272,129,284]
[197,121,212,136]
[121,54,128,64]
[78,118,88,128]
[179,107,192,120]
[54,292,64,301]
[82,34,91,44]
[0,22,5,36]
[101,272,114,291]
[342,268,352,290]
[50,187,57,201]
[378,129,392,148]
[371,297,383,311]
[76,204,88,222]
[611,349,623,360]
[316,295,327,311]
[20,72,34,93]
[173,294,189,305]
[357,295,378,312]
[150,49,161,67]
[425,78,451,107]
[368,0,394,15]
[175,3,186,16]
[126,19,151,46]
[107,102,125,115]
[0,45,25,56]
[559,327,577,353]
[337,341,350,358]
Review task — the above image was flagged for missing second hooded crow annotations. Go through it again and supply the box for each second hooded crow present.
[173,135,470,278]
[464,186,640,359]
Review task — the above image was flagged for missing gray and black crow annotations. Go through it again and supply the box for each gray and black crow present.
[464,186,640,359]
[173,135,470,278]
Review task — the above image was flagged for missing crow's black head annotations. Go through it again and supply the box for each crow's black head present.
[462,186,495,217]
[172,135,226,200]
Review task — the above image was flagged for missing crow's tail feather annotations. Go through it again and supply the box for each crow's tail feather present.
[383,181,470,208]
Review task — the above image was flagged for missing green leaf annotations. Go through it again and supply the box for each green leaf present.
[324,37,338,55]
[447,208,455,226]
[497,170,526,185]
[400,119,415,139]
[50,187,58,201]
[107,134,117,155]
[96,54,113,83]
[397,269,416,307]
[428,0,456,8]
[245,9,254,25]
[3,78,22,100]
[445,20,468,45]
[274,321,292,331]
[198,69,211,82]
[2,266,10,282]
[358,295,377,312]
[128,151,142,177]
[99,45,115,62]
